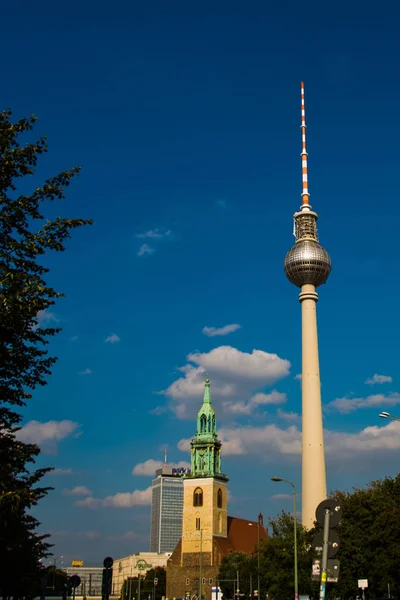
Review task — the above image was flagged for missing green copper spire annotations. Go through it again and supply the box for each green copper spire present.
[190,376,228,481]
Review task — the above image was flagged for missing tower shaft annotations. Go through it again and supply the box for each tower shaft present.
[284,83,332,529]
[299,283,327,528]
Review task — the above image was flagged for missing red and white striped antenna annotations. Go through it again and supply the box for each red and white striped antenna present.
[300,82,310,211]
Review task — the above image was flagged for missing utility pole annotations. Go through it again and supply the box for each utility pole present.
[237,570,239,600]
[257,518,260,599]
[199,530,203,600]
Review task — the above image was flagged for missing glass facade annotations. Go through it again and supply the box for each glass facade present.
[150,472,183,553]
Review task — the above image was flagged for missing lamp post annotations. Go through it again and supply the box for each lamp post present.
[248,519,261,599]
[257,519,260,600]
[379,412,400,422]
[271,478,298,600]
[52,556,63,591]
[199,529,203,600]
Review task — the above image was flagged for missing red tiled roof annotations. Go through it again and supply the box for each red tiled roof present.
[226,515,268,554]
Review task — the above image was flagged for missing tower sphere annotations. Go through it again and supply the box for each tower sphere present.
[284,239,331,288]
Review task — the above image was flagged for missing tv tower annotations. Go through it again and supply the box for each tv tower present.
[284,82,332,529]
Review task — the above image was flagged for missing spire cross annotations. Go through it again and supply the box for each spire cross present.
[300,82,310,211]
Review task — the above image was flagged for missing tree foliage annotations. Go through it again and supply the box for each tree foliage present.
[218,513,317,600]
[121,568,167,600]
[259,512,318,600]
[328,474,400,599]
[219,551,255,599]
[0,108,91,595]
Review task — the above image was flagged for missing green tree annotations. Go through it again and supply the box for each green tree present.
[145,567,167,600]
[259,512,318,600]
[0,108,91,595]
[121,569,166,600]
[219,551,255,599]
[328,474,400,600]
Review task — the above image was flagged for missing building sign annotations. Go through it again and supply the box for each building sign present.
[135,559,152,570]
[71,560,84,567]
[172,468,191,476]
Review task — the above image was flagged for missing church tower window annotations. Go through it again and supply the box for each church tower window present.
[193,487,203,507]
[217,488,223,508]
[200,414,207,433]
[196,517,201,530]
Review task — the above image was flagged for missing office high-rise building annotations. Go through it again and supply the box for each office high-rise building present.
[150,465,185,553]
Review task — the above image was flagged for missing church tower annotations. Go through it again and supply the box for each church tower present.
[167,376,267,600]
[181,376,229,559]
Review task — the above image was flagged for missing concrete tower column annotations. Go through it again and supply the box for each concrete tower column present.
[284,83,332,529]
[299,283,327,528]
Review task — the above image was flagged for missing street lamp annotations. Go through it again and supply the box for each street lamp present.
[379,412,400,422]
[271,477,298,600]
[53,556,64,591]
[248,518,261,599]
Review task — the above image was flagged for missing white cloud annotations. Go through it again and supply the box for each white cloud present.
[75,486,152,509]
[79,530,101,539]
[276,409,301,422]
[132,459,191,476]
[32,309,59,331]
[16,420,80,453]
[149,406,168,415]
[223,390,287,416]
[270,494,293,501]
[326,392,400,414]
[178,420,400,463]
[136,229,172,239]
[365,373,393,385]
[70,335,79,342]
[161,345,291,418]
[202,324,241,337]
[137,243,155,257]
[107,531,140,541]
[49,468,74,476]
[105,334,120,344]
[79,368,92,376]
[294,374,302,381]
[63,486,92,497]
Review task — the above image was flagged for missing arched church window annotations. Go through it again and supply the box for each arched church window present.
[208,415,211,432]
[212,415,216,431]
[193,487,203,507]
[196,517,201,530]
[217,488,223,508]
[200,414,207,433]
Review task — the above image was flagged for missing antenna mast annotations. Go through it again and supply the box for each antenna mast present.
[300,82,310,211]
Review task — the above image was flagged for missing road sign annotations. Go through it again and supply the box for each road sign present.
[312,529,340,557]
[311,559,321,581]
[358,580,368,589]
[316,499,342,527]
[103,556,114,569]
[69,576,81,589]
[327,560,340,583]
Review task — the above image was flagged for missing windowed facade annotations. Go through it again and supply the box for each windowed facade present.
[217,488,222,508]
[193,487,203,507]
[150,472,184,553]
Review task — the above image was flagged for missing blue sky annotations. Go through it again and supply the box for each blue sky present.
[3,0,400,565]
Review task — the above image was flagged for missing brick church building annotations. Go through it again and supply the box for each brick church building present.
[166,377,268,600]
